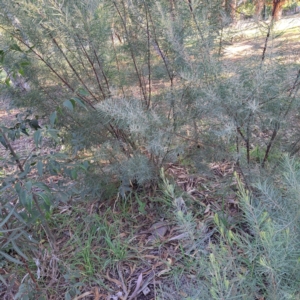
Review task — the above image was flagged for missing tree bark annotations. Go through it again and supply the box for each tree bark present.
[224,0,237,24]
[272,0,286,21]
[254,0,265,20]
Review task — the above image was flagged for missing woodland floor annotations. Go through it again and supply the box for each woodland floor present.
[1,14,300,300]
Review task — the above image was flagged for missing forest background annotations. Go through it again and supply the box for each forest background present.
[1,0,300,299]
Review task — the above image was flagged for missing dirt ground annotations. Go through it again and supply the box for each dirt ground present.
[223,15,300,62]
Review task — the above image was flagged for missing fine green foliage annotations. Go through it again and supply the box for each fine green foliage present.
[1,0,299,185]
[157,157,300,300]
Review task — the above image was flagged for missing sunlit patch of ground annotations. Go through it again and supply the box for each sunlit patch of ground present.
[223,15,300,62]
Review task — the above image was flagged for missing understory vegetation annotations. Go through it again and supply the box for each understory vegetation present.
[0,0,300,299]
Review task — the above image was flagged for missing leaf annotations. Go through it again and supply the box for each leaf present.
[73,291,93,300]
[33,182,51,192]
[38,192,52,206]
[18,68,24,76]
[17,187,28,208]
[11,241,28,261]
[10,44,22,52]
[129,273,143,299]
[71,97,88,111]
[25,181,32,191]
[0,183,12,193]
[83,160,89,169]
[0,227,24,233]
[49,111,57,127]
[204,204,211,214]
[71,168,77,180]
[33,129,42,147]
[37,161,43,176]
[5,77,10,86]
[57,192,69,203]
[65,291,71,300]
[20,61,30,67]
[137,196,146,215]
[63,99,75,111]
[77,87,89,96]
[0,205,15,228]
[56,105,63,115]
[47,129,59,142]
[0,250,23,265]
[147,221,168,243]
[15,182,21,193]
[0,49,4,63]
[19,163,31,179]
[0,274,7,287]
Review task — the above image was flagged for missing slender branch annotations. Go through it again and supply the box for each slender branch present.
[113,0,147,105]
[0,130,24,172]
[283,69,300,118]
[262,121,280,168]
[111,31,126,98]
[3,28,96,109]
[261,1,279,62]
[144,1,152,109]
[185,0,211,74]
[76,36,106,99]
[93,49,111,95]
[21,257,40,290]
[246,112,253,164]
[43,28,100,103]
[237,127,246,142]
[262,69,300,164]
[148,8,174,86]
[236,131,240,166]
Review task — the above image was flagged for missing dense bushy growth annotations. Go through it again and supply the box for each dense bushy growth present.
[1,0,300,298]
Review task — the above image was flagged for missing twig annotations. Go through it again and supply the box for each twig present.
[113,0,148,105]
[144,1,152,109]
[262,121,279,168]
[20,257,40,291]
[261,1,279,62]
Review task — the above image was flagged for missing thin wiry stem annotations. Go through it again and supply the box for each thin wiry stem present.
[3,27,96,109]
[111,31,126,98]
[144,1,152,109]
[44,27,100,103]
[75,36,107,99]
[148,8,174,86]
[113,0,147,105]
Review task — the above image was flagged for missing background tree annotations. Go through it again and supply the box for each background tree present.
[272,0,287,20]
[254,0,265,20]
[224,0,238,23]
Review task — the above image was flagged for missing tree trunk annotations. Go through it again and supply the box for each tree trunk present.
[224,0,237,24]
[272,0,286,21]
[254,0,265,20]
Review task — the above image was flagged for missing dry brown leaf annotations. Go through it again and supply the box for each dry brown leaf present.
[128,273,143,300]
[146,221,168,243]
[152,261,165,269]
[93,287,100,300]
[157,268,170,277]
[179,291,188,297]
[167,232,189,242]
[104,270,122,287]
[143,255,160,260]
[204,204,211,214]
[72,291,92,300]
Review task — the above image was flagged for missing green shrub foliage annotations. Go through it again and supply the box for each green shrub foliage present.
[1,1,300,297]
